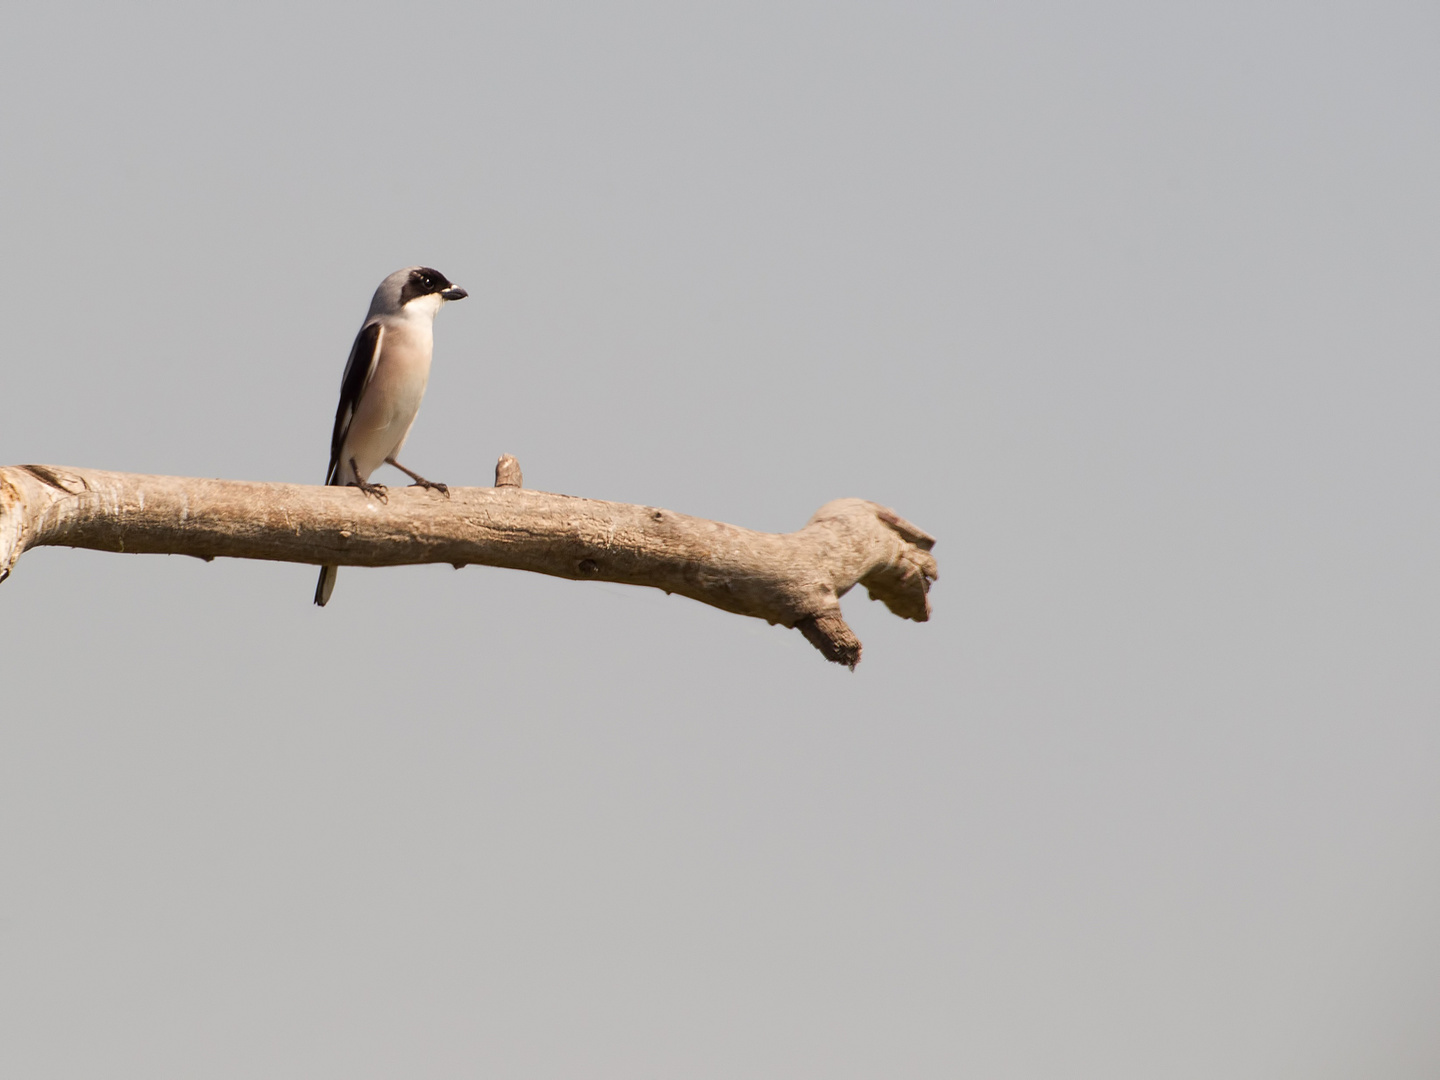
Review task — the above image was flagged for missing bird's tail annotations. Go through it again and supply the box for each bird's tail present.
[315,462,348,606]
[315,564,338,607]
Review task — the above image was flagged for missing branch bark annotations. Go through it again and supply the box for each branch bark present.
[0,462,937,667]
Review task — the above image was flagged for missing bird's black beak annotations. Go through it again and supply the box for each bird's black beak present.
[440,286,468,301]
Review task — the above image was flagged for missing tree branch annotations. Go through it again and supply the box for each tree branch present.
[0,461,937,667]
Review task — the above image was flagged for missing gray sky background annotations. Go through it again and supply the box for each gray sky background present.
[2,2,1438,1076]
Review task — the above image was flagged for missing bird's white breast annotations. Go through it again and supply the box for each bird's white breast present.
[340,312,436,480]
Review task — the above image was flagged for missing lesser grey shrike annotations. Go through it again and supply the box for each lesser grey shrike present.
[314,266,468,607]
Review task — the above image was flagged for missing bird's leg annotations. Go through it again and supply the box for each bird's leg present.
[385,456,450,497]
[348,457,389,502]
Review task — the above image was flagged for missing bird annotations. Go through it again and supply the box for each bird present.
[314,266,468,606]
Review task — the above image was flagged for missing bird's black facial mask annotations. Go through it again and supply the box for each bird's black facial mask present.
[399,266,462,306]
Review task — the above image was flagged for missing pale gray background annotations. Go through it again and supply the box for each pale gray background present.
[1,2,1437,1076]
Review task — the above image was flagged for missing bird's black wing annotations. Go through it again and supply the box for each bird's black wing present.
[324,321,384,485]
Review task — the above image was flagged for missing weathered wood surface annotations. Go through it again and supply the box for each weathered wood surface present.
[0,462,937,667]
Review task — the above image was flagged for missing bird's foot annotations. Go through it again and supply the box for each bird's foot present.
[349,478,389,503]
[384,456,449,497]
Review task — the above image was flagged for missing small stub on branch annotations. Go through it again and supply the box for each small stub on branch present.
[796,613,862,670]
[495,454,523,488]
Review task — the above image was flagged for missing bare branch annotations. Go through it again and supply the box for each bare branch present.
[0,461,937,666]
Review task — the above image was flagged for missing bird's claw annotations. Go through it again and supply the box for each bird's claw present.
[350,479,389,503]
[411,479,450,498]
